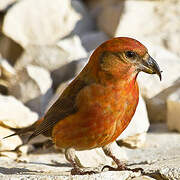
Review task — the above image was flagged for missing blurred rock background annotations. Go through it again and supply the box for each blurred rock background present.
[0,0,180,179]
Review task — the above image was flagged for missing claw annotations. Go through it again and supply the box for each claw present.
[102,165,126,172]
[71,168,98,175]
[102,165,144,173]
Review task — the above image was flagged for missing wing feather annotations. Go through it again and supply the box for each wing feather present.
[28,79,87,142]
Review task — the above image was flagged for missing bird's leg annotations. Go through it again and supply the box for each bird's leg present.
[102,143,143,173]
[65,148,98,175]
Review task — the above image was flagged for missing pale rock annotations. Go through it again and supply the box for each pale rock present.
[0,126,22,151]
[151,0,180,56]
[81,31,109,52]
[0,152,18,159]
[76,142,127,168]
[57,35,87,61]
[9,65,52,115]
[15,45,69,72]
[16,155,30,163]
[0,95,38,128]
[26,65,51,95]
[117,96,149,148]
[132,176,156,180]
[15,35,87,73]
[113,1,159,38]
[18,145,29,155]
[0,0,17,11]
[3,0,81,47]
[118,133,147,149]
[0,58,16,79]
[97,0,180,57]
[137,45,180,122]
[167,89,180,132]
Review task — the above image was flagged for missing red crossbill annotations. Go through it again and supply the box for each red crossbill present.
[4,37,161,175]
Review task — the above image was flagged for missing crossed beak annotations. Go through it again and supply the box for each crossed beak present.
[140,54,162,81]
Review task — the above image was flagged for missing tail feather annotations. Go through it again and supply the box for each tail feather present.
[2,117,44,141]
[3,124,36,140]
[3,132,18,139]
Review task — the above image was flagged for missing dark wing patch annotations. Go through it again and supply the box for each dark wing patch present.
[27,79,88,142]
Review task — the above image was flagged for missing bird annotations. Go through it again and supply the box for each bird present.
[4,37,161,175]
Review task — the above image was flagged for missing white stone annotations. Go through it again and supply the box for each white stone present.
[118,133,147,149]
[18,145,29,155]
[15,45,69,72]
[138,45,180,99]
[3,0,81,47]
[114,1,158,39]
[0,152,18,159]
[26,65,51,94]
[137,45,180,122]
[117,96,149,148]
[9,65,52,115]
[57,35,87,61]
[132,176,156,180]
[0,126,22,151]
[15,35,87,73]
[167,89,180,132]
[0,58,16,79]
[97,0,180,57]
[0,95,38,128]
[0,0,17,10]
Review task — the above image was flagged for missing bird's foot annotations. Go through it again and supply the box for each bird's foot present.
[71,167,98,175]
[102,164,144,173]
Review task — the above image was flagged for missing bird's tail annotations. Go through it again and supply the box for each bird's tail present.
[2,117,44,140]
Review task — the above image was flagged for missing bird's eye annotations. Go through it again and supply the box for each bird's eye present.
[125,51,136,59]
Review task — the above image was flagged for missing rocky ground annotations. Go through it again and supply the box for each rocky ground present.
[0,124,179,180]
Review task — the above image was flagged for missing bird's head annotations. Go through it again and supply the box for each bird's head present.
[89,37,161,81]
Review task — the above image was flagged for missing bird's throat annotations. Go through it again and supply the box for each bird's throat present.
[98,66,138,88]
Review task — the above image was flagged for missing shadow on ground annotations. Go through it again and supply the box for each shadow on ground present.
[0,167,37,175]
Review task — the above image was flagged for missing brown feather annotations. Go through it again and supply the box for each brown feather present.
[28,79,88,142]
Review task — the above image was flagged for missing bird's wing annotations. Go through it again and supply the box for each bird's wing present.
[28,79,87,142]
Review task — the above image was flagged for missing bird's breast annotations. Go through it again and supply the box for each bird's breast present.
[75,82,139,146]
[52,81,139,150]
